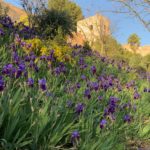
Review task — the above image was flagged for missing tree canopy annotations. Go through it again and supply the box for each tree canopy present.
[48,0,83,27]
[128,33,140,53]
[128,34,140,46]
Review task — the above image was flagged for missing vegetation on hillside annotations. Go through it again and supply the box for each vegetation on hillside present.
[0,0,150,149]
[0,14,150,150]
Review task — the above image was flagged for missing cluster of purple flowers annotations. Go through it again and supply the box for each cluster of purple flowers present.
[1,16,149,147]
[104,96,120,116]
[98,75,121,92]
[54,62,66,75]
[2,63,26,79]
[0,16,14,29]
[0,16,36,39]
[78,57,88,70]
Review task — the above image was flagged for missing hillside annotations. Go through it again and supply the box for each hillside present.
[0,15,150,149]
[0,0,26,21]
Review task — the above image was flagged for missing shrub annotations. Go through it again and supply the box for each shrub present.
[23,38,44,55]
[48,40,74,63]
[33,9,74,39]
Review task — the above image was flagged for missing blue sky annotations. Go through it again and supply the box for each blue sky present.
[5,0,150,46]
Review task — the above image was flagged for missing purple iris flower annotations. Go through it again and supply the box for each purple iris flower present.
[124,114,131,123]
[76,83,81,89]
[75,103,84,114]
[15,68,23,78]
[18,63,26,71]
[30,53,36,61]
[80,64,88,70]
[84,89,91,99]
[47,50,55,62]
[38,78,47,91]
[54,67,61,75]
[71,131,80,143]
[91,82,99,91]
[34,65,39,72]
[21,41,26,47]
[91,66,96,74]
[78,57,85,65]
[27,78,34,87]
[134,92,140,99]
[100,119,107,129]
[81,75,86,80]
[12,52,20,64]
[109,96,119,104]
[59,62,66,73]
[2,64,14,76]
[40,55,47,60]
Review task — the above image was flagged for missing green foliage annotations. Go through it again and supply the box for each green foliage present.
[129,54,142,67]
[34,9,74,39]
[48,0,83,27]
[1,16,150,150]
[128,34,140,53]
[92,36,124,57]
[142,54,150,71]
[83,41,92,51]
[104,36,124,57]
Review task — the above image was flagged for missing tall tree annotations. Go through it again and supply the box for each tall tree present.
[128,33,140,53]
[48,0,83,28]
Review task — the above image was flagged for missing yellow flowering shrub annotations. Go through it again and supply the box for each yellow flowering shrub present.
[40,46,48,56]
[24,38,44,55]
[22,38,75,64]
[49,41,75,63]
[19,15,29,26]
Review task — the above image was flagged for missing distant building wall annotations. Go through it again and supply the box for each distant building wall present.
[123,44,150,56]
[68,13,110,46]
[77,14,110,44]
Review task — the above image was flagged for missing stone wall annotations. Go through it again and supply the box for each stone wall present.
[123,44,150,56]
[68,13,110,46]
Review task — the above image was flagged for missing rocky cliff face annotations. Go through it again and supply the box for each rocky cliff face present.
[0,0,26,21]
